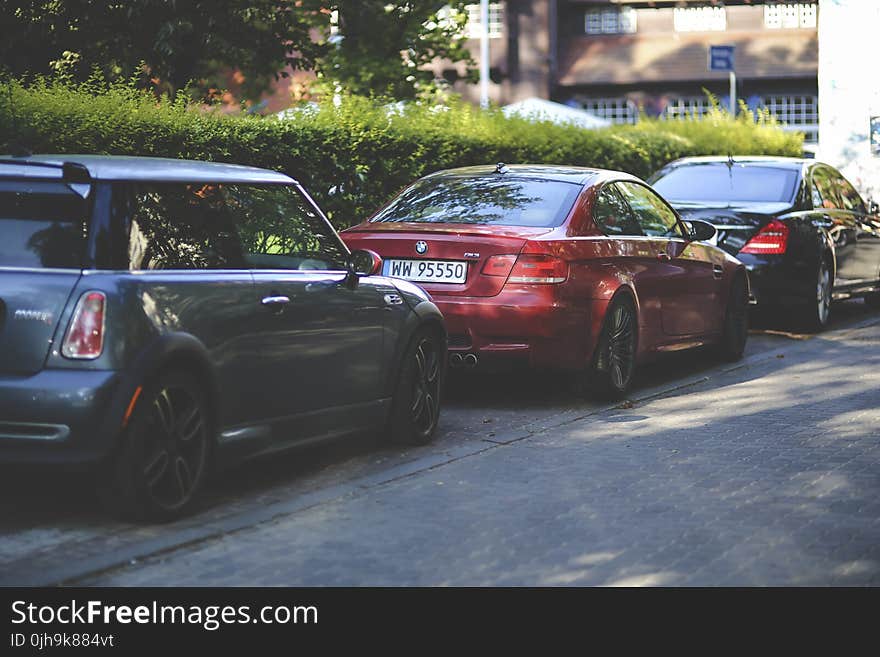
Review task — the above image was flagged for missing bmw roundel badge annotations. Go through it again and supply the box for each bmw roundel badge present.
[415,241,428,255]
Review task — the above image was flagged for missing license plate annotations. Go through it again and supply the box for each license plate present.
[384,259,467,284]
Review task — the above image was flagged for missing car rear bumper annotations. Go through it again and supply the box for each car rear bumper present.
[433,287,600,371]
[0,369,121,465]
[737,253,815,308]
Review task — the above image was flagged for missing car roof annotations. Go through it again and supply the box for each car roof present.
[421,164,639,186]
[661,156,810,171]
[0,154,296,184]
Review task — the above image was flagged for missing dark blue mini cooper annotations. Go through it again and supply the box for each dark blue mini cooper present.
[0,155,446,519]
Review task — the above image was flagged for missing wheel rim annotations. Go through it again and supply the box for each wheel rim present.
[139,385,207,511]
[816,261,831,324]
[410,337,440,436]
[605,303,636,390]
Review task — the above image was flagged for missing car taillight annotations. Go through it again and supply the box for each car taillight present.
[739,220,789,255]
[507,254,568,284]
[481,254,517,277]
[62,291,106,359]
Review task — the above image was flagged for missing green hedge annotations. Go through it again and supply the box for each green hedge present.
[0,79,803,229]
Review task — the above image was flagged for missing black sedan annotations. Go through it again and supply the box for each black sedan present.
[0,154,446,520]
[649,156,880,329]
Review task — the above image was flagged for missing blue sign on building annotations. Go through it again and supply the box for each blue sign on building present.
[709,45,735,72]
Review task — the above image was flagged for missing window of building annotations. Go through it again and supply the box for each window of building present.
[764,3,817,29]
[664,96,715,119]
[584,6,637,35]
[761,94,819,143]
[579,97,638,124]
[465,2,504,39]
[673,6,726,32]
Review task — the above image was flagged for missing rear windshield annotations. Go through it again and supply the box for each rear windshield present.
[651,164,800,204]
[0,180,86,268]
[370,176,582,227]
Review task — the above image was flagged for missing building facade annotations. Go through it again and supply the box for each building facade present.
[450,1,820,142]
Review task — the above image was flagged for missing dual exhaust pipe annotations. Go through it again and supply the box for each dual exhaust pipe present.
[449,352,479,369]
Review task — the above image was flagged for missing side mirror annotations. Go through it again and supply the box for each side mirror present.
[346,249,383,278]
[869,200,879,215]
[685,219,718,243]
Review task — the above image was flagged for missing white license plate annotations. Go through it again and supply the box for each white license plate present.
[384,259,467,284]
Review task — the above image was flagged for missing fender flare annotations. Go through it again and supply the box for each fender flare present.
[95,333,220,453]
[385,300,447,399]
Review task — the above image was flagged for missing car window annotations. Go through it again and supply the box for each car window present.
[224,184,348,271]
[125,183,247,270]
[370,176,581,228]
[810,167,843,210]
[0,180,86,269]
[615,182,683,237]
[651,164,800,203]
[833,174,866,214]
[592,184,643,236]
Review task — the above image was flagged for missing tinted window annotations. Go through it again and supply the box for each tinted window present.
[834,174,866,214]
[226,185,348,271]
[121,184,347,271]
[652,164,800,203]
[126,184,246,270]
[616,182,682,237]
[593,184,642,236]
[810,167,842,210]
[0,180,86,269]
[371,176,581,227]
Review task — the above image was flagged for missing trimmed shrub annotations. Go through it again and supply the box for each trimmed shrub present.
[0,79,803,228]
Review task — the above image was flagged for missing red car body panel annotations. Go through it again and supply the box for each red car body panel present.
[342,166,744,371]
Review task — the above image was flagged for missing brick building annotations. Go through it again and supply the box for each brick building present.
[447,1,819,142]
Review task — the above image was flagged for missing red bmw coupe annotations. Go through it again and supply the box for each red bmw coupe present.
[342,164,749,397]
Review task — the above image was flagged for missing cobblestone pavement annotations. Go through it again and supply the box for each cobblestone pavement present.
[70,313,880,586]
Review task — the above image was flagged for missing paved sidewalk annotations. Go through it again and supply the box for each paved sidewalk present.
[83,322,880,586]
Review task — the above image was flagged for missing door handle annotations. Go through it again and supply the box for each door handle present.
[713,265,724,279]
[261,295,290,307]
[657,253,671,262]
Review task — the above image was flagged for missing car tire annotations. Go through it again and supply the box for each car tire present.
[717,273,749,361]
[798,255,833,332]
[387,327,444,446]
[98,370,212,522]
[586,295,638,400]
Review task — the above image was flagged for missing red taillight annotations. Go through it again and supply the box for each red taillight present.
[507,254,568,284]
[481,254,517,277]
[62,291,106,359]
[739,220,789,255]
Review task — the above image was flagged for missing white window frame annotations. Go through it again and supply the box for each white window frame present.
[579,97,639,124]
[673,6,727,33]
[465,2,504,39]
[664,96,716,119]
[585,7,637,35]
[764,3,817,29]
[761,94,819,143]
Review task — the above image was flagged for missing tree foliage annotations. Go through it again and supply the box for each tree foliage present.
[0,1,326,98]
[0,79,803,229]
[306,1,477,100]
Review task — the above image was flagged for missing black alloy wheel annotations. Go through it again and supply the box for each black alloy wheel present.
[101,371,211,521]
[718,274,749,361]
[389,328,443,446]
[588,296,637,399]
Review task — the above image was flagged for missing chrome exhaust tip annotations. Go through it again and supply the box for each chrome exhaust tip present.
[463,353,478,369]
[449,353,463,368]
